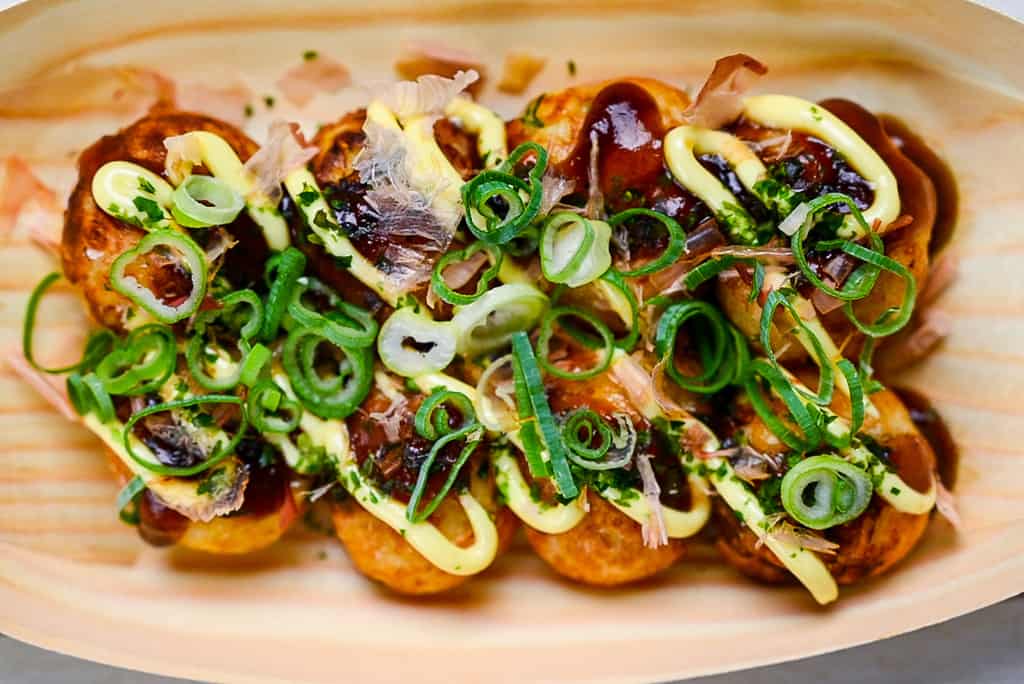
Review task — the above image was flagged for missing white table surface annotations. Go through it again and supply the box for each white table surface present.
[1,0,1022,682]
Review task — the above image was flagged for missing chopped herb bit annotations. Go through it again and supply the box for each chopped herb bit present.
[132,196,164,223]
[264,95,276,108]
[522,93,546,128]
[303,50,319,61]
[137,177,156,194]
[890,486,902,495]
[567,59,577,76]
[333,255,352,269]
[192,411,215,428]
[196,467,230,497]
[297,183,320,207]
[244,103,254,118]
[810,105,823,122]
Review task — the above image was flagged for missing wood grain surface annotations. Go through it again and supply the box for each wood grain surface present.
[0,1,1022,682]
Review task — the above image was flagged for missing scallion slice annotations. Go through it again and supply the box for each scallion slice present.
[536,306,614,380]
[462,142,548,245]
[450,283,548,357]
[654,300,748,394]
[377,308,457,377]
[247,379,303,433]
[94,324,177,396]
[281,327,373,419]
[109,230,207,324]
[122,395,247,477]
[511,332,578,498]
[780,454,873,529]
[609,208,686,277]
[539,211,612,287]
[406,388,482,523]
[23,273,114,374]
[431,241,503,306]
[171,174,245,228]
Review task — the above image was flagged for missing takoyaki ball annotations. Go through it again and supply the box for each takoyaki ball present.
[716,99,937,361]
[714,376,937,586]
[522,363,694,586]
[287,108,482,314]
[62,111,270,332]
[331,384,517,595]
[105,437,301,555]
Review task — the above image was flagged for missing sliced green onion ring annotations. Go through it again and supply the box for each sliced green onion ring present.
[536,306,614,381]
[260,247,306,342]
[415,388,477,440]
[247,379,303,433]
[282,328,373,419]
[539,212,612,287]
[654,300,748,394]
[116,475,147,525]
[377,308,457,377]
[780,454,873,529]
[760,288,835,406]
[563,411,637,471]
[109,229,207,324]
[789,193,917,337]
[122,395,247,477]
[239,343,271,387]
[287,277,377,349]
[66,372,115,423]
[511,332,578,498]
[450,283,548,357]
[171,174,245,228]
[596,269,640,351]
[510,352,548,478]
[609,208,686,277]
[462,142,548,245]
[743,358,823,451]
[406,425,481,523]
[95,324,176,396]
[23,273,115,374]
[185,289,264,392]
[431,241,503,306]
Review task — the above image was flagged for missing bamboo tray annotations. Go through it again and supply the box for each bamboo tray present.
[1,1,1022,682]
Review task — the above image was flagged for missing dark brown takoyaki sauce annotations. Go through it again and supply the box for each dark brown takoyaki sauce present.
[557,82,704,261]
[293,109,481,310]
[231,438,292,517]
[879,114,959,254]
[138,490,189,546]
[894,387,959,488]
[729,119,875,215]
[346,386,475,504]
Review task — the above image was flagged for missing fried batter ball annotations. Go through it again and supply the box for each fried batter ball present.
[714,377,937,586]
[716,99,937,361]
[104,438,301,555]
[521,363,694,586]
[62,110,269,331]
[331,384,517,595]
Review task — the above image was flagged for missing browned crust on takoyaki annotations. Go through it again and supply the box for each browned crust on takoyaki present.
[717,99,936,362]
[62,111,267,331]
[525,491,686,587]
[331,494,518,595]
[713,387,936,586]
[103,445,301,555]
